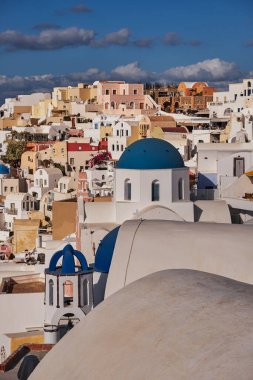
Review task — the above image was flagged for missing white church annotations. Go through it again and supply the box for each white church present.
[78,137,231,261]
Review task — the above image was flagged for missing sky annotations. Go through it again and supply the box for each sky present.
[0,0,252,101]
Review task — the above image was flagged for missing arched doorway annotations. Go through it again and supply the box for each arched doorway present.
[58,313,80,341]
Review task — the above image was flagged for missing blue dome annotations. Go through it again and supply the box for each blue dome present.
[48,244,88,275]
[94,227,120,273]
[116,138,184,170]
[0,164,9,175]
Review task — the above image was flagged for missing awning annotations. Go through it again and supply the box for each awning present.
[245,170,253,177]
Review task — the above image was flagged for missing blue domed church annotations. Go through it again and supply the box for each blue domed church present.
[83,138,193,228]
[80,138,194,263]
[114,138,193,223]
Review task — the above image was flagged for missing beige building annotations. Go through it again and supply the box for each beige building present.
[52,199,77,240]
[31,99,52,120]
[52,83,97,107]
[0,177,27,197]
[12,219,40,254]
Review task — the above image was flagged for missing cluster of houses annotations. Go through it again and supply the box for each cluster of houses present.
[1,77,253,370]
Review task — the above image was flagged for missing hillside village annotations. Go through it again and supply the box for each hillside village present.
[1,78,253,376]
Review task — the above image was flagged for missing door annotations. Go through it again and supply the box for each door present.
[234,157,245,177]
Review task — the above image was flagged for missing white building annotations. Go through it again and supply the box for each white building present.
[208,79,253,118]
[82,161,114,197]
[0,131,12,157]
[29,167,63,201]
[108,121,132,160]
[4,193,34,230]
[197,142,253,191]
[57,176,76,194]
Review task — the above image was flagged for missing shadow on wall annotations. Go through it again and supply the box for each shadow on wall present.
[193,204,203,222]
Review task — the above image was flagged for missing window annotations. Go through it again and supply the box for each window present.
[49,279,54,305]
[112,144,115,151]
[152,180,160,201]
[82,279,88,306]
[124,179,131,200]
[4,186,7,192]
[10,187,14,192]
[121,145,124,151]
[106,89,110,95]
[134,89,137,95]
[113,89,117,95]
[178,178,184,200]
[63,280,73,305]
[44,180,47,186]
[117,130,119,136]
[116,145,119,151]
[70,158,74,165]
[126,130,129,136]
[39,170,42,175]
[234,157,245,177]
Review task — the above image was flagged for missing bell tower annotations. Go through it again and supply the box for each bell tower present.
[44,244,93,344]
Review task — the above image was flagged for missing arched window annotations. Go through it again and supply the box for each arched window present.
[82,279,88,306]
[63,280,73,305]
[152,180,160,201]
[178,178,184,200]
[124,179,131,201]
[0,346,6,364]
[49,279,54,305]
[129,102,135,109]
[111,101,115,110]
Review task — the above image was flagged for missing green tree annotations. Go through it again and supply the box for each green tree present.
[5,140,27,162]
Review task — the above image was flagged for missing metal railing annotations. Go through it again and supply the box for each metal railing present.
[5,208,18,215]
[190,189,220,201]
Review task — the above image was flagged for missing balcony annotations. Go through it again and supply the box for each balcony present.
[5,208,18,215]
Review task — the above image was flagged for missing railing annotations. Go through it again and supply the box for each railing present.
[190,189,220,201]
[5,208,18,215]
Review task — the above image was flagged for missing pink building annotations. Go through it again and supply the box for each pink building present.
[95,81,159,116]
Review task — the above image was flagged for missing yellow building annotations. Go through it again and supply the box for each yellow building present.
[21,151,41,175]
[39,141,67,166]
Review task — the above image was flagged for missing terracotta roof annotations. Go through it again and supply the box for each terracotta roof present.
[149,116,175,122]
[162,126,189,133]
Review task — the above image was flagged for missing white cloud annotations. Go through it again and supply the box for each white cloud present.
[111,62,153,81]
[161,58,241,81]
[0,59,247,104]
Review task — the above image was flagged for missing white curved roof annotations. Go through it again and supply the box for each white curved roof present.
[31,270,253,380]
[105,219,253,297]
